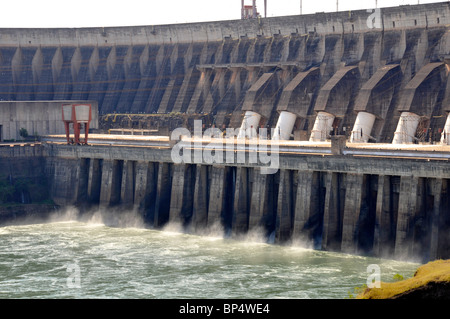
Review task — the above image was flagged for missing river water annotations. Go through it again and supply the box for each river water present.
[0,211,420,299]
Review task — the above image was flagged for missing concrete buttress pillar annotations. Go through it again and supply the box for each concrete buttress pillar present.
[133,161,150,213]
[76,158,90,206]
[321,172,342,251]
[169,164,194,226]
[48,157,79,206]
[154,162,172,228]
[373,175,394,258]
[88,159,102,205]
[99,159,114,208]
[110,160,124,206]
[275,169,294,243]
[293,171,321,245]
[341,173,365,254]
[120,160,136,209]
[394,175,419,258]
[232,167,250,235]
[248,168,273,234]
[137,162,158,227]
[192,164,209,231]
[207,166,228,229]
[429,178,443,261]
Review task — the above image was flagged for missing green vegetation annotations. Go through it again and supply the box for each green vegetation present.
[0,176,52,205]
[392,273,404,281]
[19,128,29,139]
[0,179,15,203]
[347,284,368,299]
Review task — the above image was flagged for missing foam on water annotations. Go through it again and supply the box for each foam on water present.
[0,220,421,299]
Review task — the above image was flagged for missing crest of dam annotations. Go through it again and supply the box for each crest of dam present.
[1,2,450,263]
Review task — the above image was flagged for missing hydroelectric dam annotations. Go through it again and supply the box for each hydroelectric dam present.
[1,2,450,262]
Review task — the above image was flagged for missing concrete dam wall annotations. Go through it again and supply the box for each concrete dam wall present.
[42,140,450,263]
[1,2,450,143]
[2,2,450,263]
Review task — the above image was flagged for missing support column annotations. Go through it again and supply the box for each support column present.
[293,171,321,244]
[232,167,250,235]
[88,158,102,205]
[207,166,230,230]
[394,175,419,258]
[76,158,90,206]
[341,173,365,254]
[133,161,150,213]
[169,164,194,226]
[275,169,294,243]
[248,168,273,233]
[120,160,136,209]
[192,164,209,231]
[154,162,172,228]
[99,159,114,208]
[322,172,341,251]
[139,162,158,227]
[373,175,393,257]
[109,160,124,207]
[429,178,443,261]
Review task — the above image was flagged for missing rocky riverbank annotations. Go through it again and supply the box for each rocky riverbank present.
[357,259,450,299]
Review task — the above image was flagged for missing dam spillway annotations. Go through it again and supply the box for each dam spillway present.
[2,2,450,263]
[35,134,450,263]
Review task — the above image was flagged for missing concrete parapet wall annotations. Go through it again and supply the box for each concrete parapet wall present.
[0,3,448,46]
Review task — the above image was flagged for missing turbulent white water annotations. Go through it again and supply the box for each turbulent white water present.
[0,211,420,299]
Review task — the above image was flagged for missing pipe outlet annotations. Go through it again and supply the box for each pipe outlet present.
[309,112,335,142]
[392,112,421,144]
[350,112,376,143]
[237,111,261,139]
[272,111,297,141]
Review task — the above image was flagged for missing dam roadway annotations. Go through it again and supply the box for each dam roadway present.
[36,134,450,262]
